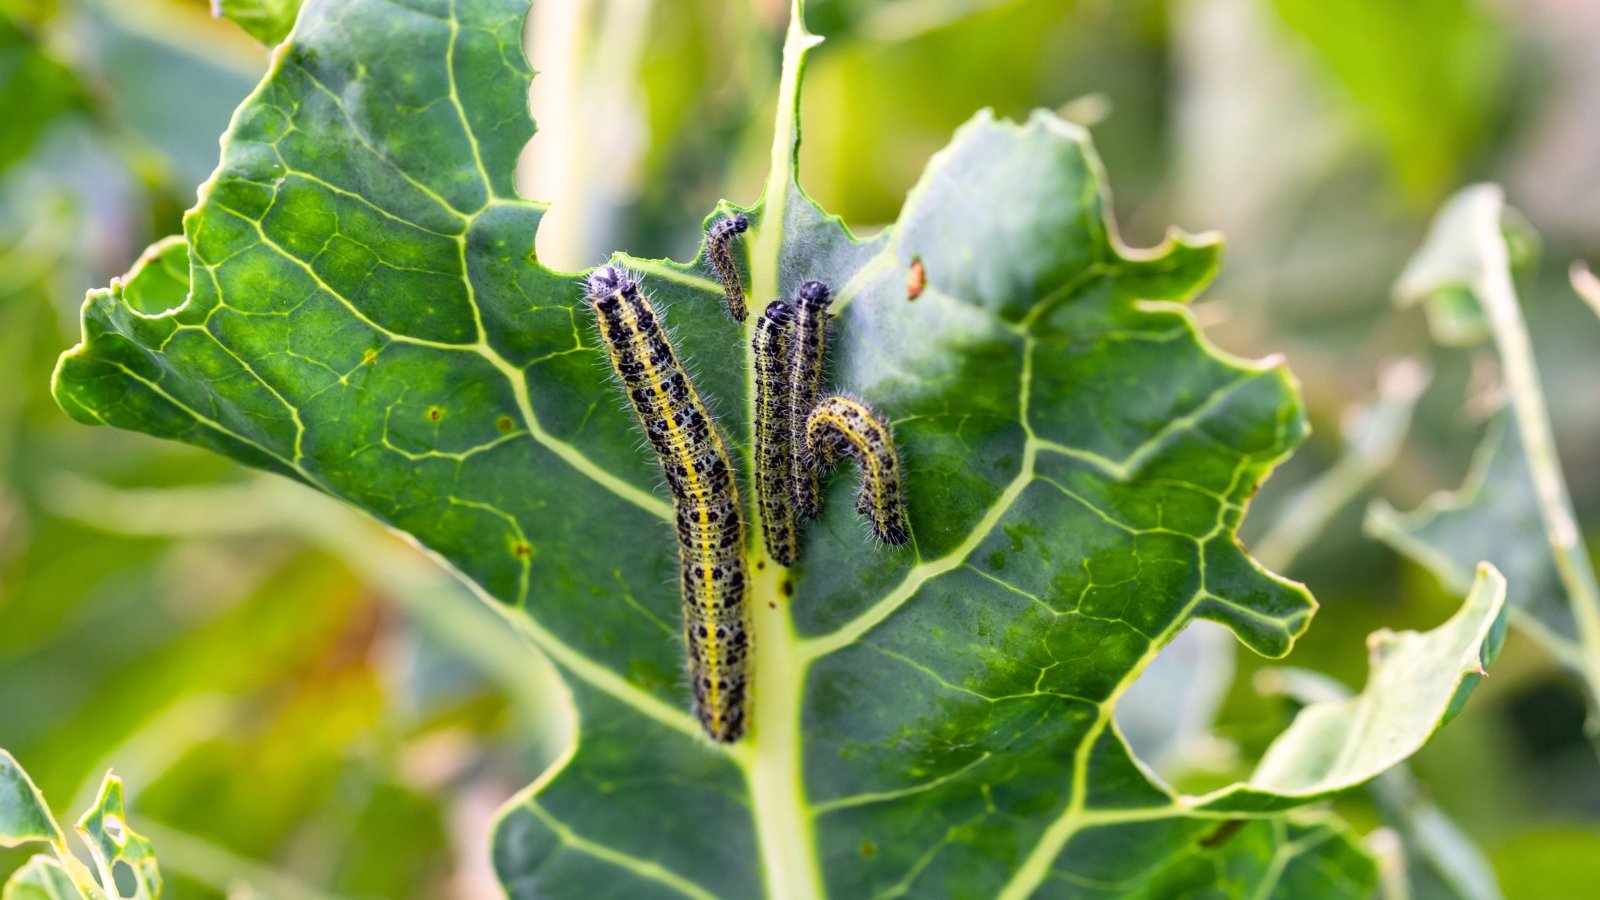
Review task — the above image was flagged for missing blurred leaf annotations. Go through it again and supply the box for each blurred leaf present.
[1270,0,1506,200]
[1370,419,1579,670]
[75,774,160,900]
[1372,184,1600,729]
[0,751,58,849]
[0,752,159,900]
[212,0,303,45]
[2,856,78,900]
[48,0,1510,896]
[1395,196,1543,347]
[0,13,87,175]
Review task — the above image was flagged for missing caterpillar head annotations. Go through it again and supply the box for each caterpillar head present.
[585,265,638,307]
[761,300,795,325]
[712,213,750,236]
[796,280,831,310]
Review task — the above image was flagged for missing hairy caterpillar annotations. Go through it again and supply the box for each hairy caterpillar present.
[752,300,798,565]
[789,280,833,520]
[586,266,750,742]
[805,394,910,546]
[706,214,751,322]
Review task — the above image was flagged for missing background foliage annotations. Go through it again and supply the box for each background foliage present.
[1,0,1597,896]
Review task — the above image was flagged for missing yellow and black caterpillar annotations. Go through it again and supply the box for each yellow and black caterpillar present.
[706,214,750,322]
[586,266,750,743]
[789,280,833,521]
[753,300,799,565]
[806,395,911,546]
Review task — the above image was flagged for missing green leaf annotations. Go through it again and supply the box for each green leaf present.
[1192,565,1503,813]
[1259,668,1503,900]
[51,1,1506,895]
[0,752,146,900]
[3,857,80,900]
[0,750,59,849]
[1372,184,1600,723]
[119,236,193,317]
[75,773,161,900]
[212,0,304,46]
[1126,813,1377,899]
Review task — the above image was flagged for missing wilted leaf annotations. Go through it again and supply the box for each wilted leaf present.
[52,0,1506,895]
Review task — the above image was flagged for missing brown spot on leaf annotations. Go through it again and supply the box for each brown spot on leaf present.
[497,415,516,433]
[907,257,926,300]
[427,407,444,422]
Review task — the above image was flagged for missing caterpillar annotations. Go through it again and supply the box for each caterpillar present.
[585,265,750,743]
[805,395,910,546]
[789,280,833,520]
[752,300,798,565]
[706,214,751,322]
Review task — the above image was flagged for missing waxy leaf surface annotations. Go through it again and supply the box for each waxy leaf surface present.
[53,1,1505,896]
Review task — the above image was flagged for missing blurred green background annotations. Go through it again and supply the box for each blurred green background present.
[2,0,1598,896]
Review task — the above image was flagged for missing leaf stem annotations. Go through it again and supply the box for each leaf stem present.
[740,5,826,898]
[1470,187,1600,728]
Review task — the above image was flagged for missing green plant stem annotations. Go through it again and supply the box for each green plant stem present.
[739,4,826,898]
[1471,188,1600,728]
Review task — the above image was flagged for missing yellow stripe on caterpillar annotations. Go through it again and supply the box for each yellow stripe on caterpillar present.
[805,394,910,546]
[586,265,751,743]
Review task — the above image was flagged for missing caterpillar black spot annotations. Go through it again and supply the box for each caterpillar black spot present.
[753,300,797,566]
[805,394,910,546]
[586,265,750,743]
[706,214,750,322]
[789,280,832,520]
